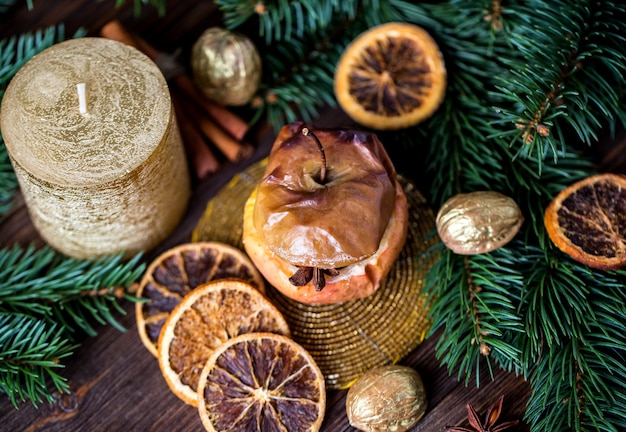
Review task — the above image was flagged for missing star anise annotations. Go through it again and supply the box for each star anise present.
[289,266,339,291]
[446,395,519,432]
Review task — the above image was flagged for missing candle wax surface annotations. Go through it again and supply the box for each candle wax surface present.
[0,38,191,259]
[1,37,173,186]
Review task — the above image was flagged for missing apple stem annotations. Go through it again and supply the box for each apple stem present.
[302,127,326,183]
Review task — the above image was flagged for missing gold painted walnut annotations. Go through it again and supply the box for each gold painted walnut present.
[346,365,427,432]
[191,27,261,106]
[436,191,524,255]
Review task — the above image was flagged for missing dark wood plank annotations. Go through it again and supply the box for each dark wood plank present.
[0,1,538,431]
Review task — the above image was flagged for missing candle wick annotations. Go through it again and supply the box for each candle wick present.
[77,83,88,115]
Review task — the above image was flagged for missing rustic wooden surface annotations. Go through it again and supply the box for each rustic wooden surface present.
[4,1,623,431]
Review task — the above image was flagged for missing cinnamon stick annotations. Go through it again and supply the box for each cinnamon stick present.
[100,20,147,55]
[172,96,220,179]
[170,75,249,142]
[179,95,254,163]
[100,20,250,141]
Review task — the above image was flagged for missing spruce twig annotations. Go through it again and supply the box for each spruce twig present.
[410,2,626,431]
[217,0,380,131]
[113,0,167,16]
[0,245,145,407]
[0,0,22,15]
[493,1,626,169]
[217,0,360,44]
[0,313,76,408]
[250,26,348,129]
[0,136,16,217]
[0,245,145,336]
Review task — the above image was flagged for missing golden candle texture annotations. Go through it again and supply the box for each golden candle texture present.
[0,38,191,259]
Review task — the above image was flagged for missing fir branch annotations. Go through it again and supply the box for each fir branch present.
[0,245,145,337]
[423,102,512,206]
[522,255,596,356]
[525,278,626,431]
[0,313,76,408]
[224,0,420,130]
[380,1,624,430]
[380,0,527,204]
[494,0,626,167]
[215,0,259,29]
[0,25,75,98]
[217,0,360,44]
[113,0,167,16]
[252,27,348,129]
[424,243,525,386]
[0,242,144,409]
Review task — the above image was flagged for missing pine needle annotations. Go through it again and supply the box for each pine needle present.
[0,245,145,336]
[0,313,76,408]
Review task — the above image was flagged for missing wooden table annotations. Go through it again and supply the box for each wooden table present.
[10,0,618,430]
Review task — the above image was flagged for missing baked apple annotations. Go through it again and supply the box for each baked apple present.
[243,121,408,304]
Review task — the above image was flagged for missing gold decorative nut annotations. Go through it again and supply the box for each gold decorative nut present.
[191,27,261,106]
[436,191,524,255]
[346,365,427,432]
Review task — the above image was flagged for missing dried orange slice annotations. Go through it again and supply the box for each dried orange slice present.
[544,173,626,270]
[136,242,264,357]
[334,22,446,130]
[197,332,326,432]
[157,280,290,407]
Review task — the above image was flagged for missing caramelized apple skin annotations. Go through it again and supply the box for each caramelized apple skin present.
[253,122,397,268]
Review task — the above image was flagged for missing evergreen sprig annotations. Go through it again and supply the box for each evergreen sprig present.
[0,245,145,336]
[113,0,167,16]
[521,258,626,430]
[0,0,21,15]
[424,242,526,387]
[217,0,360,44]
[0,313,76,408]
[412,1,626,431]
[0,25,75,99]
[251,20,356,129]
[0,245,145,407]
[218,0,398,131]
[0,136,16,217]
[221,0,455,132]
[494,1,626,168]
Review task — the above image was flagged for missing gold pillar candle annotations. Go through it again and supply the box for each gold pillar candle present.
[0,38,191,259]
